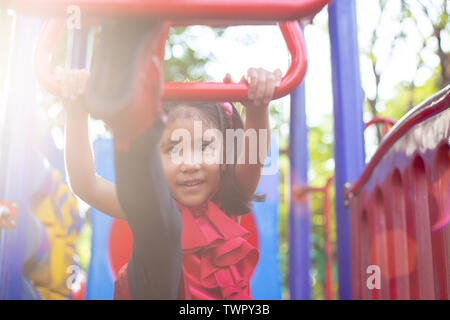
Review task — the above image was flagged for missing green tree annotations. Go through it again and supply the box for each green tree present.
[360,0,449,129]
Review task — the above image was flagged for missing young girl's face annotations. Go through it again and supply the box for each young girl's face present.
[159,106,222,207]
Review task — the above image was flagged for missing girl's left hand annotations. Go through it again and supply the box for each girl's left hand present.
[240,68,282,111]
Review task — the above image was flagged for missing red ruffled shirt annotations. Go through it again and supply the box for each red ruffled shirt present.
[114,200,259,300]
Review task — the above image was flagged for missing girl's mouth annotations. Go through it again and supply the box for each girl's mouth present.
[178,180,204,191]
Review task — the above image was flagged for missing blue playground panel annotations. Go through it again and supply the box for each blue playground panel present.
[85,138,115,300]
[251,134,282,300]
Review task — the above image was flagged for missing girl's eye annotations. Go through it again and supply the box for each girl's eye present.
[167,142,183,155]
[202,142,213,152]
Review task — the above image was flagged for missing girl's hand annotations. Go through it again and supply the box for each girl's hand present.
[54,66,90,108]
[240,68,282,112]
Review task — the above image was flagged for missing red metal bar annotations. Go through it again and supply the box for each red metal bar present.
[35,20,307,102]
[348,193,364,299]
[34,19,65,98]
[382,170,411,300]
[409,157,435,299]
[368,189,390,300]
[431,143,450,299]
[10,0,331,22]
[364,116,396,136]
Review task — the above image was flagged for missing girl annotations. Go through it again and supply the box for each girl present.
[59,65,282,300]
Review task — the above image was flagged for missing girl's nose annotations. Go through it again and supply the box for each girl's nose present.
[180,161,201,173]
[180,151,202,173]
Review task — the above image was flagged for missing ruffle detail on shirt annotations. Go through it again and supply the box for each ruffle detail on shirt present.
[177,201,259,300]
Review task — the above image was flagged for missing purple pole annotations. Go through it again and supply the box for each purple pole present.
[328,0,365,300]
[289,79,311,300]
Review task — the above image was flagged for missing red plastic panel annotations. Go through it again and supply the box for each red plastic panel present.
[384,170,411,300]
[348,197,364,300]
[359,207,370,300]
[410,157,435,299]
[108,219,133,280]
[348,86,450,300]
[431,143,450,299]
[367,189,390,300]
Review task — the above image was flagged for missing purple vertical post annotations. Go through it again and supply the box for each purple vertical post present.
[328,0,365,300]
[289,80,311,300]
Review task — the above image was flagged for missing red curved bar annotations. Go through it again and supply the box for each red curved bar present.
[364,116,396,136]
[34,20,307,102]
[162,21,307,101]
[34,19,65,97]
[11,0,331,22]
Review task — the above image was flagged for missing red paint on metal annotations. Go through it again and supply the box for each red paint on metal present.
[364,117,396,136]
[11,0,331,22]
[34,20,307,102]
[163,21,307,101]
[430,143,450,299]
[348,87,450,198]
[349,86,450,300]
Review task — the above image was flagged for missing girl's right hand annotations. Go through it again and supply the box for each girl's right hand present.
[54,66,90,107]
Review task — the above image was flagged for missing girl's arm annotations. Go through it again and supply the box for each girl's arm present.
[60,67,181,299]
[59,68,126,220]
[235,68,281,197]
[113,120,182,299]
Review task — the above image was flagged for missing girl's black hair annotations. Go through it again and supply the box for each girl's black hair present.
[162,101,265,216]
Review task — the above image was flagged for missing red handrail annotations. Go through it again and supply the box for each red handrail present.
[11,0,331,22]
[34,20,307,102]
[348,87,450,198]
[364,116,396,136]
[163,21,306,101]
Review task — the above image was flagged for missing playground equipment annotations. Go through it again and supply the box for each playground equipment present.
[347,87,450,300]
[1,0,332,300]
[10,0,330,21]
[1,0,448,300]
[0,13,86,300]
[292,117,396,299]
